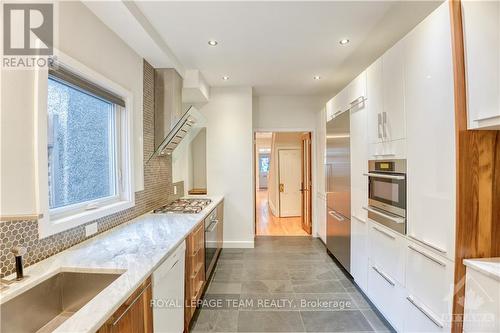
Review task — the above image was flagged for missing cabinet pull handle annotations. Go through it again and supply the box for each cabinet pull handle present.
[363,172,405,180]
[328,211,345,222]
[112,281,152,326]
[382,111,388,138]
[406,295,444,328]
[350,96,366,108]
[372,153,396,157]
[408,245,446,267]
[363,206,405,224]
[371,265,395,286]
[372,225,396,240]
[408,235,447,254]
[377,113,383,139]
[334,109,344,116]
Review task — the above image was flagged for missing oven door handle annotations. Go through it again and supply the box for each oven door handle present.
[206,219,219,232]
[363,206,406,224]
[363,172,405,180]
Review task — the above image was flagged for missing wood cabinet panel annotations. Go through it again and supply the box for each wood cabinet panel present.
[97,277,153,333]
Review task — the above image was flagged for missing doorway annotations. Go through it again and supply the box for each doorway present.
[254,131,312,236]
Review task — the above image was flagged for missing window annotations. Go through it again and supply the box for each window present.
[47,76,119,216]
[38,58,134,236]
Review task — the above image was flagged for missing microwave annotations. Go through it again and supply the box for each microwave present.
[364,159,406,234]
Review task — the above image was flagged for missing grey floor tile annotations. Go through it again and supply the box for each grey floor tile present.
[241,280,294,294]
[191,310,219,332]
[214,269,244,282]
[295,293,356,311]
[348,291,372,310]
[300,310,373,332]
[243,268,290,281]
[215,310,239,332]
[288,267,338,281]
[292,280,345,293]
[238,311,305,332]
[206,282,242,294]
[200,293,241,310]
[239,293,298,311]
[361,310,395,332]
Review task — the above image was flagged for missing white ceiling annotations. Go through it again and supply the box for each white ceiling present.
[134,1,441,96]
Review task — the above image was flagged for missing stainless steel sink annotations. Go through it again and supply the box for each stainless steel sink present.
[0,271,121,333]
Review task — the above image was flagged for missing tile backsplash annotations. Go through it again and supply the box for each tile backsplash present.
[0,61,181,277]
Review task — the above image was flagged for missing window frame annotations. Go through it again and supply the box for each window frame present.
[36,51,135,238]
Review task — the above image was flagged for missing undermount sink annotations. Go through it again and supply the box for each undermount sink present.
[1,271,121,333]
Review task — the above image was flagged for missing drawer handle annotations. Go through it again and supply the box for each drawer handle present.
[328,211,345,222]
[371,265,395,286]
[363,206,405,224]
[408,235,447,254]
[362,172,405,180]
[408,245,446,267]
[406,295,444,328]
[112,282,151,326]
[372,226,396,240]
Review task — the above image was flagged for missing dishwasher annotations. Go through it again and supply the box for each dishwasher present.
[152,241,186,333]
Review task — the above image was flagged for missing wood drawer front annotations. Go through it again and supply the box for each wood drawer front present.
[187,223,204,256]
[368,221,406,285]
[367,260,406,332]
[405,241,454,320]
[97,277,153,333]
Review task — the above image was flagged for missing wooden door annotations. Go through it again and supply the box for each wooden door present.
[301,133,312,234]
[278,149,302,217]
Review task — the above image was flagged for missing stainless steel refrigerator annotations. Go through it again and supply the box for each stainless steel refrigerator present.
[325,110,351,272]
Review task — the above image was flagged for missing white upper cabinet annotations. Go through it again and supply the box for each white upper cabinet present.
[382,41,406,142]
[404,1,456,261]
[367,58,384,144]
[326,96,336,122]
[462,0,500,129]
[347,72,367,107]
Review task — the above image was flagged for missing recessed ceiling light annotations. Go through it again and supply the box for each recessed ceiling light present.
[222,76,229,81]
[313,75,321,80]
[208,40,218,46]
[339,39,350,45]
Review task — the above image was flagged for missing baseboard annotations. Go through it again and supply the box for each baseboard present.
[223,240,255,248]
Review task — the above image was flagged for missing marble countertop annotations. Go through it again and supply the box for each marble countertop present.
[463,257,500,282]
[0,195,223,333]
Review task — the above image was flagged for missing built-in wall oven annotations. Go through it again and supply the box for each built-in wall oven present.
[205,207,222,277]
[363,159,407,234]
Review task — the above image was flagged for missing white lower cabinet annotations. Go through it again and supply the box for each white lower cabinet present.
[367,258,406,332]
[368,221,406,285]
[351,215,368,292]
[463,264,500,333]
[403,295,447,332]
[404,240,454,332]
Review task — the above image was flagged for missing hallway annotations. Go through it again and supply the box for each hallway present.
[191,237,393,332]
[256,190,308,236]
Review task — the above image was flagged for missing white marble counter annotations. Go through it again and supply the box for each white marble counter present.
[463,257,500,281]
[0,195,223,333]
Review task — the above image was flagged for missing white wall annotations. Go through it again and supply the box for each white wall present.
[253,95,325,130]
[1,1,144,216]
[200,87,254,248]
[253,95,327,239]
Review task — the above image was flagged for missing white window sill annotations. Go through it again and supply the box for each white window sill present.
[38,199,134,238]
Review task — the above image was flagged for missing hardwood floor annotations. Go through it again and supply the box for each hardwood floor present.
[255,190,308,236]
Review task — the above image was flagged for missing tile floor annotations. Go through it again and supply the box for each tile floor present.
[191,237,395,333]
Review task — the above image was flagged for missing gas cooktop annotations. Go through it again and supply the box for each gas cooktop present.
[153,198,212,214]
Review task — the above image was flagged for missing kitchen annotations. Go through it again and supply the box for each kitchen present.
[1,1,499,333]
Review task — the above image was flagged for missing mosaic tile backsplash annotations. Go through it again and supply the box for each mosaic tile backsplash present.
[0,61,181,277]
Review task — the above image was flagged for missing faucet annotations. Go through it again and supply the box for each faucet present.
[11,246,27,281]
